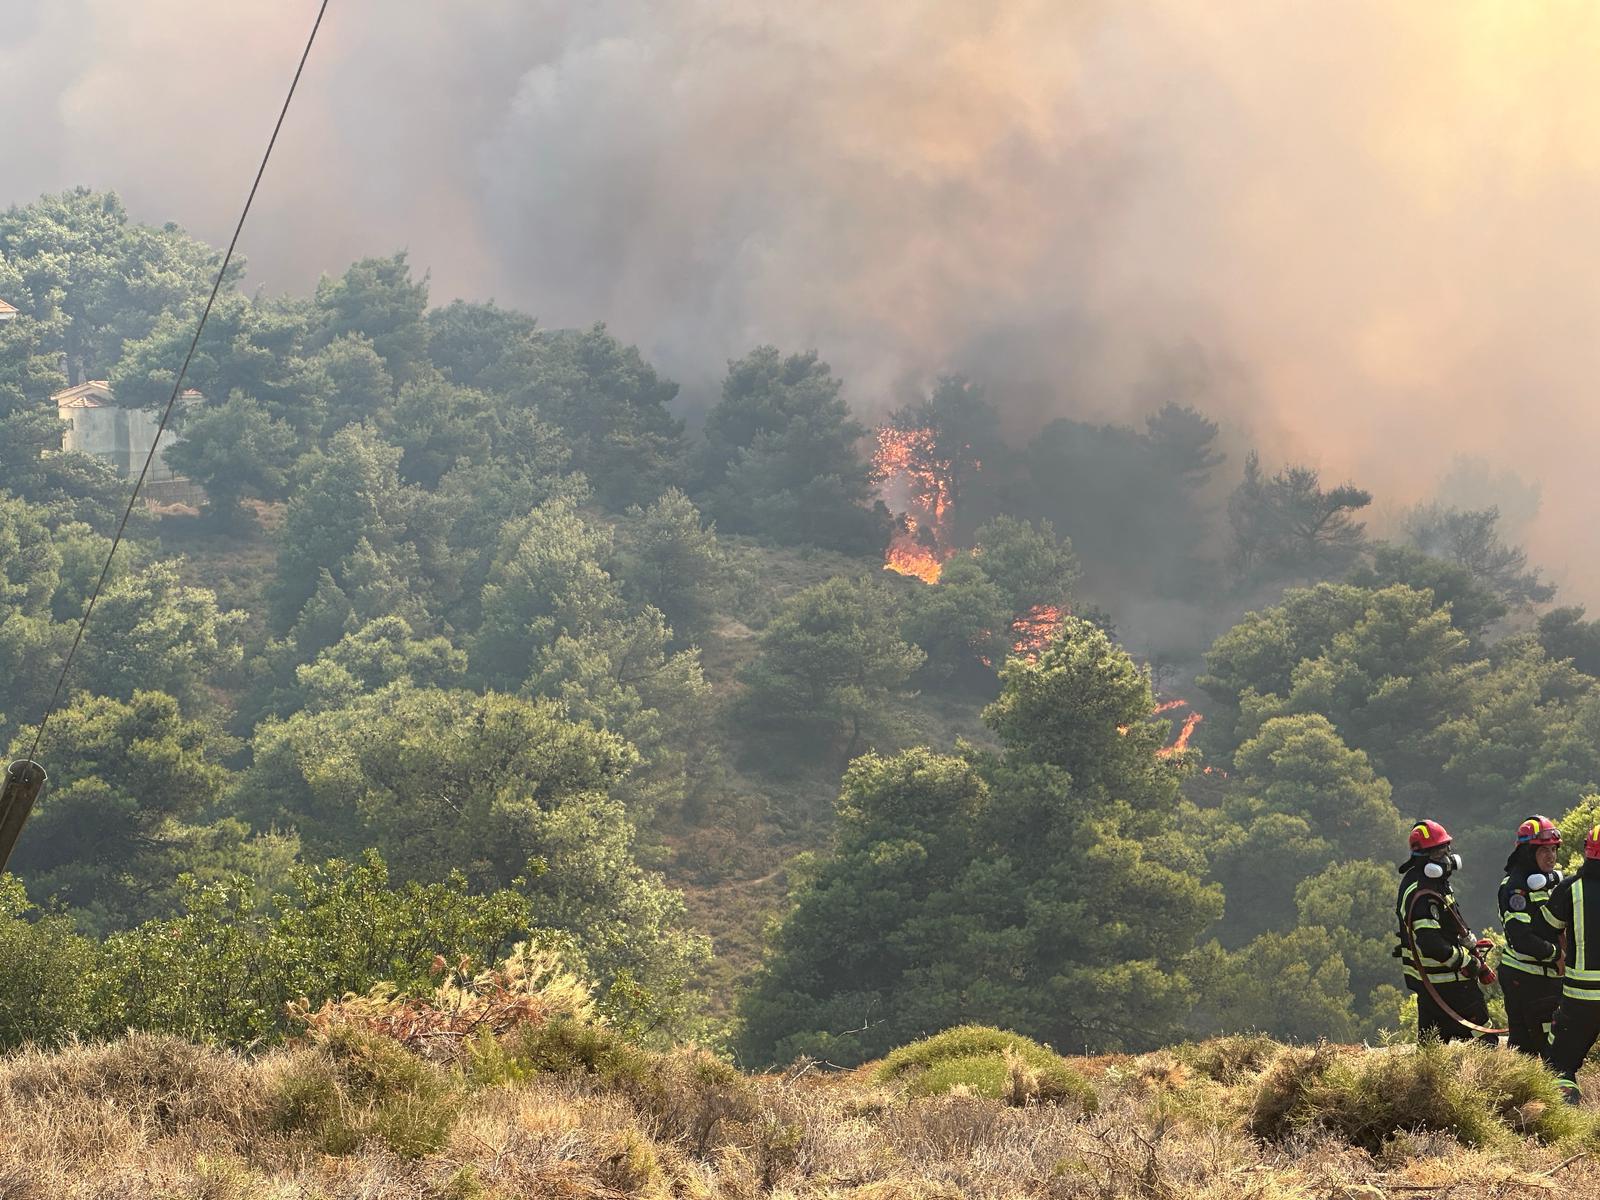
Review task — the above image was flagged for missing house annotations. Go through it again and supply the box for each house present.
[52,381,188,481]
[0,300,17,323]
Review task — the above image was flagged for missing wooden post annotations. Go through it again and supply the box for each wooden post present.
[0,760,46,873]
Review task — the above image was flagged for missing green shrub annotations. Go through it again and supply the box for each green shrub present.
[1248,1040,1586,1151]
[874,1025,1099,1113]
[0,875,96,1049]
[270,1024,460,1158]
[497,1015,641,1077]
[87,853,532,1046]
[907,1053,1009,1099]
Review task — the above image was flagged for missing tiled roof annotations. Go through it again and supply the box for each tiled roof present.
[51,381,114,407]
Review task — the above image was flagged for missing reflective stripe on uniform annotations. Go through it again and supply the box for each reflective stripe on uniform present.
[1501,954,1561,978]
[1559,877,1592,999]
[1398,878,1472,981]
[1502,899,1561,975]
[1577,881,1587,972]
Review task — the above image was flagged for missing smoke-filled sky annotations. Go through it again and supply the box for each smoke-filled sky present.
[5,1,1600,593]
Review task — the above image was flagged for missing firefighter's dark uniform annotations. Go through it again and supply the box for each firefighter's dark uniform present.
[1537,864,1600,1097]
[1395,861,1490,1042]
[1498,867,1564,1055]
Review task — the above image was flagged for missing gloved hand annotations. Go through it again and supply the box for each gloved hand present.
[1474,937,1495,955]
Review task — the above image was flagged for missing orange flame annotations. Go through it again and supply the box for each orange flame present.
[1159,711,1203,757]
[886,540,947,583]
[1125,697,1207,758]
[1010,604,1065,659]
[976,603,1068,667]
[874,425,961,582]
[874,427,954,524]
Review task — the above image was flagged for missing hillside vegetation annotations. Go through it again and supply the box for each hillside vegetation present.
[7,187,1600,1079]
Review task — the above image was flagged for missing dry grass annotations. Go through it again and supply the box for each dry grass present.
[4,1032,1600,1199]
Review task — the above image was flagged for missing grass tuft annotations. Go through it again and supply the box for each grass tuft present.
[269,1023,459,1158]
[1173,1033,1284,1084]
[1248,1039,1588,1151]
[490,1017,762,1155]
[873,1025,1099,1113]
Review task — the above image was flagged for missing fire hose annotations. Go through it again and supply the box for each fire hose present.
[1402,888,1509,1039]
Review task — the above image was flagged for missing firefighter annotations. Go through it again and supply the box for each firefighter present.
[1395,819,1494,1043]
[1498,815,1565,1055]
[1537,824,1600,1104]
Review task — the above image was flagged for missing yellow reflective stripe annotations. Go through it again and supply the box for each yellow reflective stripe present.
[1546,912,1569,930]
[1506,912,1532,924]
[1501,956,1561,977]
[1399,879,1472,976]
[1504,945,1555,964]
[1404,944,1468,971]
[1578,880,1588,975]
[1568,968,1600,982]
[1504,944,1558,968]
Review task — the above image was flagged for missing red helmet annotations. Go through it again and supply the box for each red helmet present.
[1409,819,1453,853]
[1585,825,1600,860]
[1517,816,1562,846]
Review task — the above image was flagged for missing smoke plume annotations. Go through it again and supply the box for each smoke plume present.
[5,1,1600,593]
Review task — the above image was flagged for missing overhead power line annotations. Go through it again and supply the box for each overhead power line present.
[25,0,332,765]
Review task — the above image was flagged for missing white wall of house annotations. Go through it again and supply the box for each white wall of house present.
[55,383,184,481]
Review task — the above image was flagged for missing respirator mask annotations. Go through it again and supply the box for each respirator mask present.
[1423,852,1462,879]
[1527,870,1563,890]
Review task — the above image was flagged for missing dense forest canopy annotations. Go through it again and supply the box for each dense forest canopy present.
[0,188,1594,1057]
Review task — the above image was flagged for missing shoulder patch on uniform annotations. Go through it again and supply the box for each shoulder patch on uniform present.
[1510,893,1528,911]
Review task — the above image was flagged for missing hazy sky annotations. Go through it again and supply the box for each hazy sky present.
[5,1,1600,593]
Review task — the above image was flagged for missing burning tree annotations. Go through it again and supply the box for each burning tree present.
[874,425,956,582]
[872,376,993,583]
